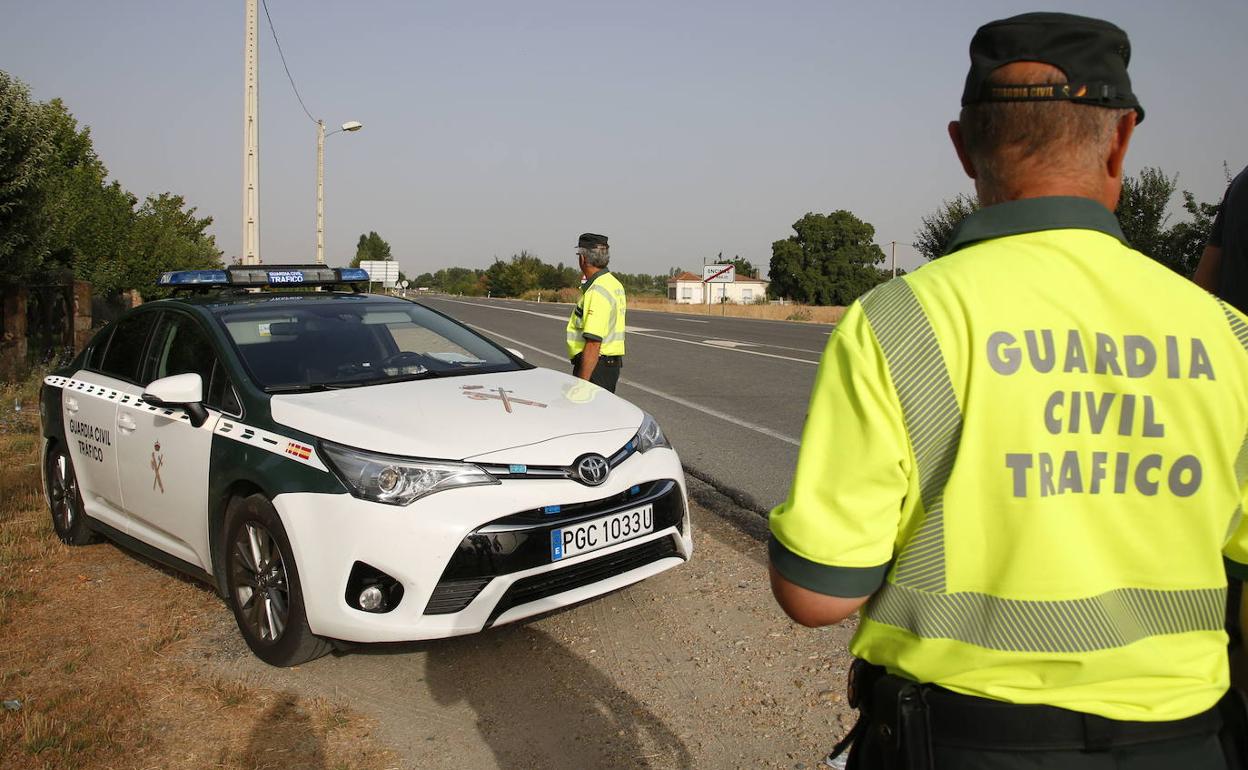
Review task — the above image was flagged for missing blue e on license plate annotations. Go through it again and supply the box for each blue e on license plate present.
[550,505,654,561]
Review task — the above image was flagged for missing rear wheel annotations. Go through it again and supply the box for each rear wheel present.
[45,444,96,545]
[224,493,330,666]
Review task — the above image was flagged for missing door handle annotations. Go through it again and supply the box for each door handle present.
[117,413,137,432]
[65,397,79,414]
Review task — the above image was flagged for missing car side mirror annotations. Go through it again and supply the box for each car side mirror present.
[506,347,526,361]
[142,373,209,428]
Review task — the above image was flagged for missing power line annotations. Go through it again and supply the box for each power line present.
[260,0,318,124]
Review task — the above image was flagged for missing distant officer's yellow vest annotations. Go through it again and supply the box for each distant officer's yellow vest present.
[770,197,1248,722]
[567,271,626,359]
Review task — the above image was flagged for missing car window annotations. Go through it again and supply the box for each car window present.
[85,325,115,371]
[207,359,242,416]
[148,313,217,386]
[215,300,523,390]
[99,312,158,383]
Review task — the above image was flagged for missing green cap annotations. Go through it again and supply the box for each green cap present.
[578,233,609,250]
[962,12,1144,123]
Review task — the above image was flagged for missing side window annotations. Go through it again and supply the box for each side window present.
[99,313,158,383]
[207,360,242,415]
[85,325,115,371]
[149,314,217,387]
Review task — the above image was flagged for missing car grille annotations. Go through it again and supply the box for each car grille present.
[423,577,492,615]
[486,536,680,625]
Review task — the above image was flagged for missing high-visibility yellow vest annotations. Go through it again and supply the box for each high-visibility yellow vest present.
[770,196,1248,722]
[567,270,626,359]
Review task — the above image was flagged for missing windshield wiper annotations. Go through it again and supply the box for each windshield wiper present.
[266,383,333,394]
[323,371,443,389]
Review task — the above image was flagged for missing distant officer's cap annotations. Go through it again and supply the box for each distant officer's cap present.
[962,12,1144,123]
[578,233,609,250]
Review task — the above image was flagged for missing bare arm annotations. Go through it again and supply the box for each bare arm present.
[1193,244,1223,291]
[575,339,602,381]
[769,564,871,627]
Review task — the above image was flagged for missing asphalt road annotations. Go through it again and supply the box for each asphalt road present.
[415,295,834,514]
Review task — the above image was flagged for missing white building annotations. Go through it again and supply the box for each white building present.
[666,271,770,305]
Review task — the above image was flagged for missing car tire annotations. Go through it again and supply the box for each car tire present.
[45,444,97,546]
[223,493,331,667]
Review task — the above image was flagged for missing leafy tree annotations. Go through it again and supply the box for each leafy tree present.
[768,211,889,305]
[125,193,222,295]
[350,231,392,267]
[1113,166,1221,276]
[0,71,54,280]
[914,193,979,261]
[729,255,757,278]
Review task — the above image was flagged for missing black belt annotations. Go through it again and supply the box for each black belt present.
[856,662,1225,752]
[572,353,623,364]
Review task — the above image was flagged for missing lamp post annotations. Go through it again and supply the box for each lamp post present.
[316,119,363,264]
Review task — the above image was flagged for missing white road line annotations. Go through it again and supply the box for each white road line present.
[434,296,819,365]
[471,324,802,447]
[674,318,710,323]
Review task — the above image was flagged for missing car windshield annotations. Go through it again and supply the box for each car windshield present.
[214,299,523,391]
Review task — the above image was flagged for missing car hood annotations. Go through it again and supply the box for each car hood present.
[268,367,644,462]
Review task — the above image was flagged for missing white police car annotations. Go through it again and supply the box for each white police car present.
[40,266,691,666]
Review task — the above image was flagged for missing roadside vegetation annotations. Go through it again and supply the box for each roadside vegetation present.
[0,370,395,770]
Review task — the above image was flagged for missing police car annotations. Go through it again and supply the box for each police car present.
[40,266,691,666]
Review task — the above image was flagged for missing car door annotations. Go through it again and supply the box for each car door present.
[115,311,225,571]
[66,311,159,534]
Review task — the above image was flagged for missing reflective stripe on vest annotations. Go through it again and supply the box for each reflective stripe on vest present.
[858,278,1227,653]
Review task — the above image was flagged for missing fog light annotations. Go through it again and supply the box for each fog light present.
[377,466,401,492]
[358,585,385,612]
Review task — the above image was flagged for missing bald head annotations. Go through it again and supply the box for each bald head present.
[949,61,1136,208]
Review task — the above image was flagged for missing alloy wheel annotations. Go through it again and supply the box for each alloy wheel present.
[230,521,291,642]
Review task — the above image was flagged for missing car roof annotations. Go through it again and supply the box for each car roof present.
[155,292,416,315]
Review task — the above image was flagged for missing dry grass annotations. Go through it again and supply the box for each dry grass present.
[0,372,396,770]
[628,296,845,324]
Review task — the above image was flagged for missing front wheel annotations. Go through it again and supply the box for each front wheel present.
[224,494,330,666]
[45,444,96,545]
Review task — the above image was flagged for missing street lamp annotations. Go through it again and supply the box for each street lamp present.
[316,119,363,264]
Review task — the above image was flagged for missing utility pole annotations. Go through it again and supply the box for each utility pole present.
[241,0,261,264]
[316,120,325,263]
[890,240,897,278]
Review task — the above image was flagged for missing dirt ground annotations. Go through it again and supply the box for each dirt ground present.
[198,481,859,769]
[2,377,858,769]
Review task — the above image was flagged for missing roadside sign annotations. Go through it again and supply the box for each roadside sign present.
[359,260,400,288]
[702,264,735,283]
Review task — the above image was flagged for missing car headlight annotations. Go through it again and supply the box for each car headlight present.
[633,412,671,453]
[321,441,499,506]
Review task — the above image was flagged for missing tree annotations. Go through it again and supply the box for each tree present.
[914,193,979,261]
[768,211,889,305]
[1113,166,1222,276]
[350,231,392,267]
[729,255,757,278]
[126,193,223,295]
[0,71,54,280]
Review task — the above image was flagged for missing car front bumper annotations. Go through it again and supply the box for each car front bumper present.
[272,447,691,643]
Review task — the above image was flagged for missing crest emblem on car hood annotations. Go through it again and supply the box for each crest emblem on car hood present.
[461,385,548,414]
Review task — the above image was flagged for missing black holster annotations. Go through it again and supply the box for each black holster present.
[837,659,934,770]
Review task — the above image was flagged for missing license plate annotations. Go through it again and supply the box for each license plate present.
[550,505,654,561]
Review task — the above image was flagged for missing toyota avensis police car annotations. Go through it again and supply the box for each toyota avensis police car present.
[40,266,691,666]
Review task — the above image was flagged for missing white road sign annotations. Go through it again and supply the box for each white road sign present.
[359,260,401,288]
[702,264,736,283]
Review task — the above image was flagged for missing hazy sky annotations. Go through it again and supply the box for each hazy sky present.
[4,1,1246,277]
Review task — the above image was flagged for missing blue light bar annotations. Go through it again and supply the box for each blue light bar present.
[157,265,371,290]
[159,270,229,286]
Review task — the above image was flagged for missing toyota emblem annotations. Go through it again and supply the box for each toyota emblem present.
[574,454,610,486]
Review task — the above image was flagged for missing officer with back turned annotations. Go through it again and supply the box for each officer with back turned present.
[566,233,627,392]
[768,12,1248,769]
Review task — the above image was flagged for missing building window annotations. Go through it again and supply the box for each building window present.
[681,287,693,300]
[742,288,753,301]
[668,287,676,300]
